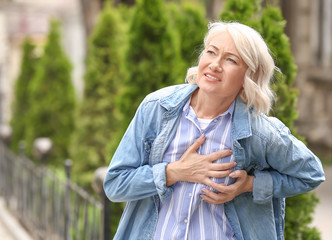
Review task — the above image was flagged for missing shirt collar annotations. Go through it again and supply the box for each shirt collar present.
[183,97,235,119]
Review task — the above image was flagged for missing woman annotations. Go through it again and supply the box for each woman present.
[103,21,325,240]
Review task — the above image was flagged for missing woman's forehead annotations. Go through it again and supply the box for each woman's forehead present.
[207,31,238,51]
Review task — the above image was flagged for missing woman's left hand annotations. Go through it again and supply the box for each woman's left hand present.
[200,170,254,204]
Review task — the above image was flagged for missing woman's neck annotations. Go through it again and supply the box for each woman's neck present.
[190,89,234,119]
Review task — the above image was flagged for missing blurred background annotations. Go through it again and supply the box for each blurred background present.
[0,0,331,239]
[1,0,331,161]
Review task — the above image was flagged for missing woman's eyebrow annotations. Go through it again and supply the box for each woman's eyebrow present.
[225,52,241,60]
[208,44,219,51]
[209,44,241,60]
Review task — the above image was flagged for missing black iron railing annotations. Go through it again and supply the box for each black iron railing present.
[0,140,111,240]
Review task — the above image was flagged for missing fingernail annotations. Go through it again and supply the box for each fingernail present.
[229,172,235,177]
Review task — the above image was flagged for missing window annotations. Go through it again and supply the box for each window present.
[311,0,332,67]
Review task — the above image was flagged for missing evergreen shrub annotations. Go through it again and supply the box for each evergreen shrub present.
[25,20,76,166]
[10,38,39,153]
[118,0,183,133]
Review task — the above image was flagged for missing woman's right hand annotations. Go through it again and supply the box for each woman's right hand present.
[165,134,235,187]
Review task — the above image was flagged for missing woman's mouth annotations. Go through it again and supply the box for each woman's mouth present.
[205,74,220,81]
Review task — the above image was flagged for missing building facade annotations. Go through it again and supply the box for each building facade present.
[281,0,332,155]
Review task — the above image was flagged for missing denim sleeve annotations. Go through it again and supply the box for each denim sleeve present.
[153,163,174,202]
[103,99,166,202]
[252,170,273,204]
[251,124,325,204]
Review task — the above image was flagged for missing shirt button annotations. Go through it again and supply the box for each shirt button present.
[184,219,188,223]
[188,193,192,197]
[214,119,218,122]
[147,234,151,238]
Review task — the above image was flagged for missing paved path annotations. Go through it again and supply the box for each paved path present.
[311,165,332,240]
[0,218,15,240]
[0,198,33,240]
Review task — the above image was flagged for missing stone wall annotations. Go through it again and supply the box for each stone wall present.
[282,0,332,155]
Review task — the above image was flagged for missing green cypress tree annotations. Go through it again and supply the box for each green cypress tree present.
[220,1,321,239]
[70,2,125,188]
[70,4,126,236]
[25,20,76,165]
[118,0,183,132]
[10,38,39,153]
[167,2,207,70]
[220,0,261,29]
[260,7,299,131]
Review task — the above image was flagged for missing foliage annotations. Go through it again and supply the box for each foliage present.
[285,192,321,240]
[260,7,299,131]
[69,2,127,236]
[167,2,207,70]
[117,0,183,133]
[10,38,39,153]
[220,0,261,29]
[70,2,126,189]
[25,20,76,165]
[220,1,320,239]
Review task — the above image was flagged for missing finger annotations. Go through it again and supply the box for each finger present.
[209,181,233,193]
[210,162,237,171]
[202,188,219,198]
[201,188,226,204]
[205,149,233,162]
[229,170,248,178]
[209,181,225,192]
[188,134,206,152]
[208,170,232,178]
[203,179,231,193]
[200,194,220,204]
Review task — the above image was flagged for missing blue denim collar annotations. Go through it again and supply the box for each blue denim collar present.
[159,84,253,141]
[232,96,252,140]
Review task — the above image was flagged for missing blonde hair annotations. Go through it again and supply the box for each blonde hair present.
[186,21,276,115]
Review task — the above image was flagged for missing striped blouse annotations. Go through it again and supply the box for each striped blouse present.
[154,98,236,240]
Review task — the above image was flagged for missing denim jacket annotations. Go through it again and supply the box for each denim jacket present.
[103,84,325,240]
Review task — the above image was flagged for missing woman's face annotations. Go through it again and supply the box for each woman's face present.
[197,31,248,102]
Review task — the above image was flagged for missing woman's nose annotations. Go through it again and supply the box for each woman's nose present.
[209,61,222,72]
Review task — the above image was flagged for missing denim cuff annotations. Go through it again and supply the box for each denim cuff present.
[253,170,273,204]
[153,162,173,202]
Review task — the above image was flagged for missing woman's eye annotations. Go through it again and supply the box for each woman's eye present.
[207,50,215,55]
[226,58,237,64]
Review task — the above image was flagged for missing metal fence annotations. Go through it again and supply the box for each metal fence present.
[0,140,111,240]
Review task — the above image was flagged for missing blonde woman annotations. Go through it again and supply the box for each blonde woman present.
[104,22,325,240]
